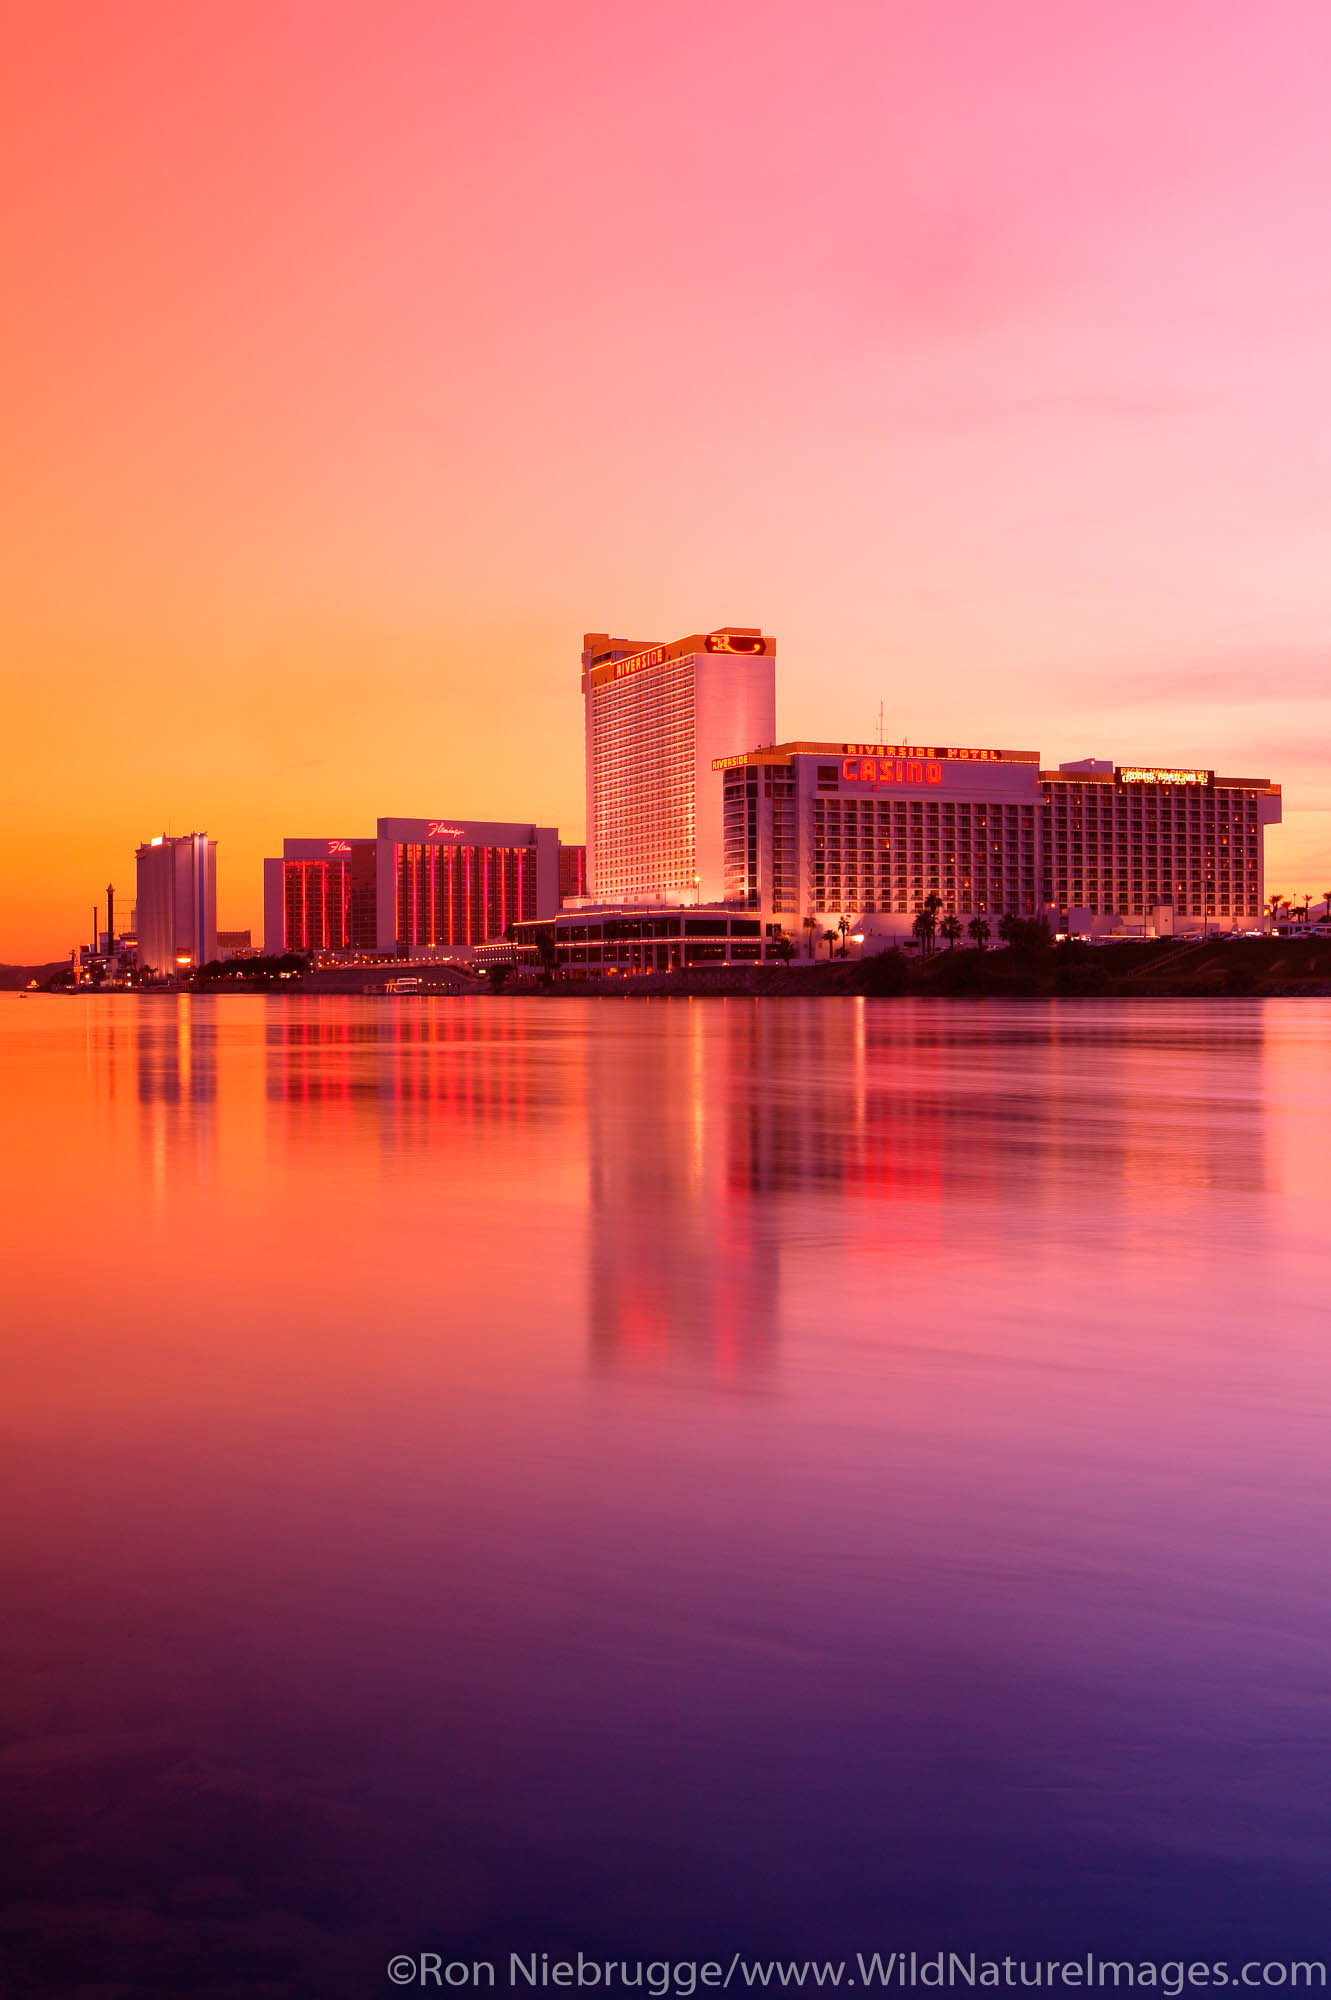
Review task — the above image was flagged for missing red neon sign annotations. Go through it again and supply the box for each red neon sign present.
[427,821,466,839]
[842,758,943,786]
[705,632,767,655]
[328,839,351,854]
[842,744,1001,761]
[612,644,666,679]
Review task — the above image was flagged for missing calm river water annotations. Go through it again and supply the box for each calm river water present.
[2,996,1330,1997]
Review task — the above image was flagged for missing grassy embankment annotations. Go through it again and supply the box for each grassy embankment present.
[541,935,1331,999]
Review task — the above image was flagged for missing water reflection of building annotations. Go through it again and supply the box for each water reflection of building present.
[263,999,598,1136]
[130,999,220,1198]
[585,1010,779,1383]
[714,1003,1271,1216]
[133,1000,219,1108]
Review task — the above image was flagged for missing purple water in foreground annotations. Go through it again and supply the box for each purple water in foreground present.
[2,996,1329,1998]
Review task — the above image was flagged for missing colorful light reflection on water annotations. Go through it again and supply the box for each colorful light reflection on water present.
[2,996,1330,1997]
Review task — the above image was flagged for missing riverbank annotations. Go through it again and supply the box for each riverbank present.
[19,935,1331,1000]
[524,934,1331,999]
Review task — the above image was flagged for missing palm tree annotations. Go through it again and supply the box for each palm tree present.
[770,929,794,965]
[837,915,851,957]
[533,927,559,983]
[939,914,963,950]
[967,915,991,949]
[802,913,818,959]
[1302,893,1312,926]
[911,894,942,953]
[822,929,837,960]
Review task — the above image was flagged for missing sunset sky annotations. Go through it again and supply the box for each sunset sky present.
[4,0,1330,958]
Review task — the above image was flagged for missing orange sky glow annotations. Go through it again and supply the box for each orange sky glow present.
[3,0,1330,958]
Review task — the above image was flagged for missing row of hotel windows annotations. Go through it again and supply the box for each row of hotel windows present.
[519,912,774,974]
[282,859,377,952]
[804,799,1037,917]
[722,786,1267,919]
[393,843,537,948]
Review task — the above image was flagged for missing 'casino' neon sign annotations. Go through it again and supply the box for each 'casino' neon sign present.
[843,758,943,786]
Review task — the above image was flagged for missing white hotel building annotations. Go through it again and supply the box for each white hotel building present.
[135,832,218,974]
[582,628,776,905]
[721,745,1282,941]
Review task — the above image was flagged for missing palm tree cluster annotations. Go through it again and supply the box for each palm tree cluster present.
[800,913,858,959]
[1267,892,1326,930]
[911,892,943,952]
[912,896,996,953]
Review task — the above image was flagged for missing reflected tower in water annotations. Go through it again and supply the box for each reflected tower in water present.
[585,1006,780,1383]
[134,997,220,1200]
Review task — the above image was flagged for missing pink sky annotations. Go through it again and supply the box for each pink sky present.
[3,0,1330,955]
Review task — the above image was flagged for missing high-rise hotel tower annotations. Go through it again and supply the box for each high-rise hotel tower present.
[582,628,776,904]
[135,832,218,973]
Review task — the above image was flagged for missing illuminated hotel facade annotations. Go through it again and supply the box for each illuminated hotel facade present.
[721,745,1281,941]
[135,832,217,973]
[264,837,378,956]
[1041,760,1280,933]
[262,819,564,955]
[583,627,776,905]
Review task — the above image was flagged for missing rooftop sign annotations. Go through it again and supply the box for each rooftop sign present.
[843,757,942,786]
[705,632,767,655]
[1116,768,1212,786]
[591,630,773,689]
[842,744,1003,761]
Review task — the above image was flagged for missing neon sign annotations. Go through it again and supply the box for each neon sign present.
[705,632,767,655]
[427,822,467,838]
[842,744,1002,761]
[327,839,351,854]
[843,758,943,786]
[613,644,666,679]
[1117,768,1211,786]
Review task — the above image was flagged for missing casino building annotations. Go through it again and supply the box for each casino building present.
[262,818,566,956]
[136,831,218,974]
[721,744,1281,942]
[1041,760,1280,934]
[583,627,776,905]
[264,837,379,955]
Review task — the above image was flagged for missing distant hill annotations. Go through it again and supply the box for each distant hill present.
[0,963,65,990]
